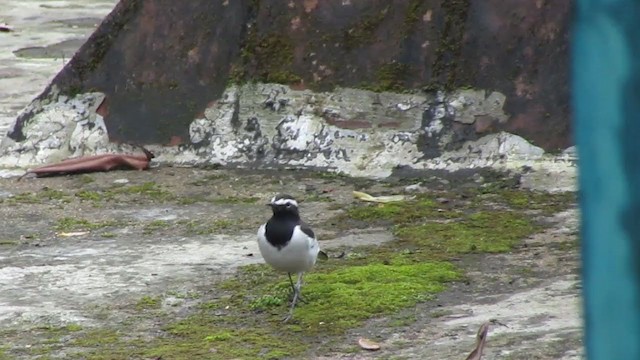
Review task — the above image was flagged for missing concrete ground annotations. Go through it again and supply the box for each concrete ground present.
[0,1,583,359]
[0,0,117,135]
[0,168,582,359]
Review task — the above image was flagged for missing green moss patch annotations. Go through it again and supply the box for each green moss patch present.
[1,324,84,358]
[77,174,96,184]
[402,0,430,36]
[210,196,259,204]
[54,217,124,232]
[360,63,412,93]
[62,303,309,359]
[39,188,68,201]
[74,182,175,204]
[147,324,306,359]
[189,173,227,186]
[294,261,459,332]
[73,181,261,207]
[4,187,70,205]
[225,259,459,334]
[75,190,104,202]
[395,212,539,254]
[232,28,301,86]
[426,0,472,91]
[135,296,161,311]
[143,220,172,234]
[490,189,577,215]
[113,182,175,201]
[342,7,389,50]
[346,197,448,224]
[341,187,574,257]
[69,328,122,352]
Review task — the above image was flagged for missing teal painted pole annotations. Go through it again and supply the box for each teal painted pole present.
[573,0,640,358]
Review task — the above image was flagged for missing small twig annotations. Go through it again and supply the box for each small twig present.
[465,322,490,360]
[489,318,509,328]
[0,23,13,32]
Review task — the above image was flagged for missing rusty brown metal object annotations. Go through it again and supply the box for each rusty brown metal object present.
[19,148,154,180]
[8,0,571,152]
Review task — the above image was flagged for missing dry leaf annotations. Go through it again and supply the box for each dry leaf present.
[358,337,381,351]
[352,191,408,203]
[465,322,490,360]
[57,231,90,237]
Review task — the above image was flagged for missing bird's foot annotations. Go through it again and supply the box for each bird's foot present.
[283,286,303,322]
[282,312,294,323]
[282,300,298,323]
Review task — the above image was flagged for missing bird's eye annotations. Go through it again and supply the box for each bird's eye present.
[286,203,292,208]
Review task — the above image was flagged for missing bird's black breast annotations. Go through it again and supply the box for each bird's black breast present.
[264,218,296,250]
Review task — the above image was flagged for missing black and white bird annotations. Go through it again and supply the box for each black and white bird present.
[257,194,327,321]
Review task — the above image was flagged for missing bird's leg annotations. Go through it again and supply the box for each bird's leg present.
[287,273,296,294]
[283,273,304,322]
[287,272,307,304]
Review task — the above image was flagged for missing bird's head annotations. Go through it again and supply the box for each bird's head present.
[267,194,299,216]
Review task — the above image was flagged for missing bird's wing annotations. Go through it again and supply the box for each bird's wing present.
[257,223,266,239]
[299,222,315,239]
[299,222,320,254]
[299,222,328,261]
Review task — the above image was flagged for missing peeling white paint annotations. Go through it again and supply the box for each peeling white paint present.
[425,118,443,138]
[420,131,546,171]
[448,89,509,124]
[0,88,136,172]
[0,83,576,188]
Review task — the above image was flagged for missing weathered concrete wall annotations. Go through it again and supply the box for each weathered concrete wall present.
[0,0,574,178]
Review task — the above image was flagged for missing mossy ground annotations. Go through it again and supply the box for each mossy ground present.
[27,255,459,359]
[0,168,576,359]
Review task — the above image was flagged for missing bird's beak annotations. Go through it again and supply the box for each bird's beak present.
[266,203,273,207]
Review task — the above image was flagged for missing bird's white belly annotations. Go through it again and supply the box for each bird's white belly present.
[257,226,318,273]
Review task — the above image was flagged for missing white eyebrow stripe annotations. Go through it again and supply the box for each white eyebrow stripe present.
[272,198,298,207]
